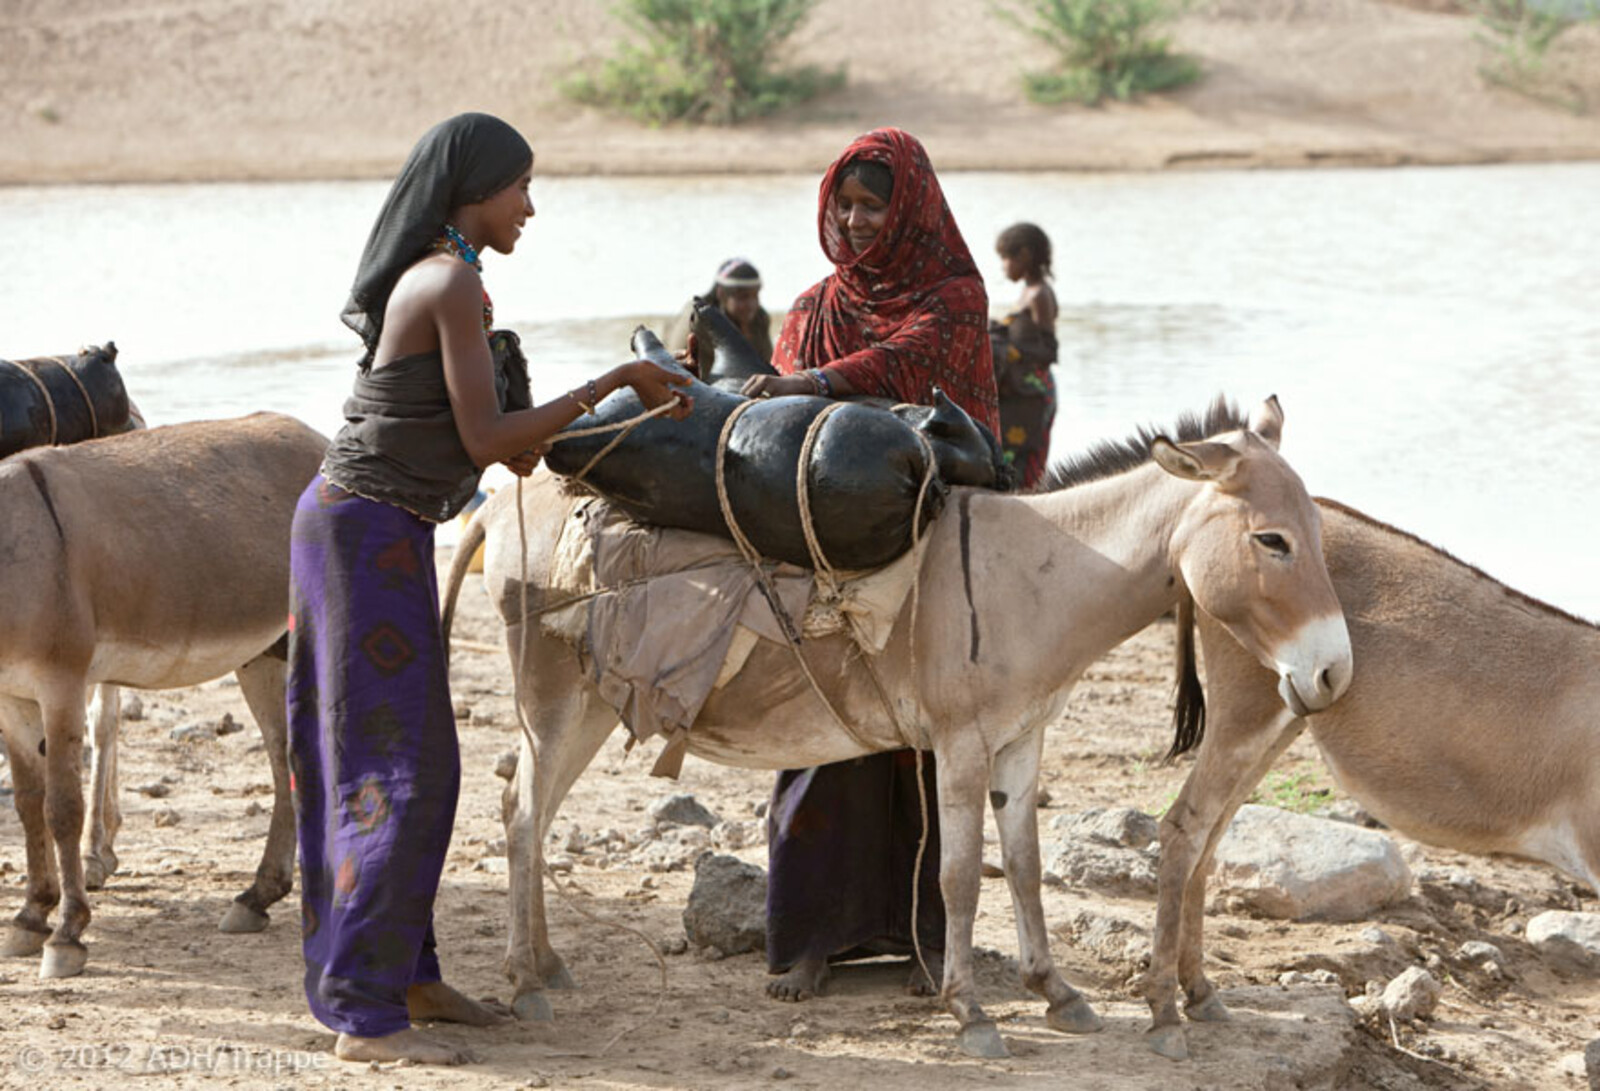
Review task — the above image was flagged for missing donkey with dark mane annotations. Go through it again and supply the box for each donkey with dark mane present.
[1145,498,1600,1061]
[444,396,1353,1057]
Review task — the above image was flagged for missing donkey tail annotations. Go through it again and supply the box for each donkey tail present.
[1164,591,1206,761]
[441,505,490,669]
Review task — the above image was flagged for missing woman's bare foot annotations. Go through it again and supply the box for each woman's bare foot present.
[904,953,945,997]
[766,956,830,1002]
[333,1027,476,1065]
[407,981,513,1026]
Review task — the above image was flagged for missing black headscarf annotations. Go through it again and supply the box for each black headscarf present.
[341,112,533,366]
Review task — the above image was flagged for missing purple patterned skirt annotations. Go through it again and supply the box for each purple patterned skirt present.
[286,474,460,1037]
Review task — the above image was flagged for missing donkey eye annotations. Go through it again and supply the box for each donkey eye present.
[1253,532,1291,556]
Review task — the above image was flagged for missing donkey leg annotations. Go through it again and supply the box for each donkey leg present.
[220,654,295,933]
[40,694,91,978]
[991,728,1101,1035]
[934,736,1007,1059]
[503,630,613,1019]
[1,701,59,957]
[1147,708,1300,1060]
[83,684,121,891]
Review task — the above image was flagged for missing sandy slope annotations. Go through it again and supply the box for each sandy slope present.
[3,0,1600,183]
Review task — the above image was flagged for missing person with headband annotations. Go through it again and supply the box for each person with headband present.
[743,127,999,1005]
[288,112,691,1067]
[667,256,774,364]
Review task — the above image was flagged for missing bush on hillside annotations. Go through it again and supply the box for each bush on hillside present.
[993,0,1201,106]
[1463,0,1600,112]
[563,0,843,125]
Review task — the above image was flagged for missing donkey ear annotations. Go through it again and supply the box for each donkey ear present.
[1152,437,1242,482]
[1248,395,1284,450]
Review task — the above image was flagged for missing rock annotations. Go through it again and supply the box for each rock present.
[1044,839,1159,897]
[1584,1038,1600,1091]
[772,1067,792,1080]
[664,936,689,956]
[1070,910,1149,964]
[121,693,145,721]
[1313,798,1385,828]
[1210,805,1412,921]
[1526,910,1600,971]
[453,702,471,721]
[153,808,182,828]
[1036,786,1052,807]
[1050,806,1159,849]
[475,858,508,874]
[1457,940,1504,964]
[243,800,268,818]
[130,781,171,798]
[214,712,244,736]
[1279,969,1339,986]
[494,749,518,780]
[682,852,766,956]
[650,793,720,829]
[169,723,217,743]
[1380,966,1442,1021]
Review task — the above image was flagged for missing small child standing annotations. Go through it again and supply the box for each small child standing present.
[990,222,1058,488]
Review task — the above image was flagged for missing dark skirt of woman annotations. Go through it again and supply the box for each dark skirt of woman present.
[286,474,461,1037]
[765,750,946,972]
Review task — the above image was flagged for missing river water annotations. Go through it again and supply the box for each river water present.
[2,164,1597,617]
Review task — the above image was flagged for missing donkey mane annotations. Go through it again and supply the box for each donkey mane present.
[1317,497,1599,631]
[1034,396,1250,494]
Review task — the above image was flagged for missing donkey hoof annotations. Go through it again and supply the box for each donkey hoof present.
[513,991,554,1022]
[1046,996,1104,1034]
[219,902,271,934]
[85,859,110,892]
[957,1020,1008,1059]
[2,927,49,958]
[41,941,88,979]
[542,964,577,991]
[1147,1024,1190,1061]
[1186,992,1231,1023]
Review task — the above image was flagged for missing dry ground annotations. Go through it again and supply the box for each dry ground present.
[0,549,1596,1089]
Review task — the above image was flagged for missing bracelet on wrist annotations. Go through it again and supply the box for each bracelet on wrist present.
[811,369,833,397]
[568,387,596,415]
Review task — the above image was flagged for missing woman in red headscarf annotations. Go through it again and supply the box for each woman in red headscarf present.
[746,129,997,1005]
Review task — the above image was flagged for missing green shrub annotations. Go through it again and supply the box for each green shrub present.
[993,0,1201,106]
[563,0,843,125]
[1463,0,1600,112]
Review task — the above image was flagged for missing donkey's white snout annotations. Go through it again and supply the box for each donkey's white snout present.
[1275,614,1353,717]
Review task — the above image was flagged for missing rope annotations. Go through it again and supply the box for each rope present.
[552,400,683,485]
[508,474,669,1060]
[14,360,58,444]
[42,355,100,438]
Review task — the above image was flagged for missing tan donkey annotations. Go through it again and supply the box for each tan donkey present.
[445,396,1354,1058]
[0,412,325,977]
[1146,498,1600,1060]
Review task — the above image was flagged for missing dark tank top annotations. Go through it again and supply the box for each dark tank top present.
[320,329,531,523]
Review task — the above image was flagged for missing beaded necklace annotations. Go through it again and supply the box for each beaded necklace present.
[434,223,493,334]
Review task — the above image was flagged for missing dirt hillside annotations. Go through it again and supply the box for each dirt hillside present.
[3,0,1600,183]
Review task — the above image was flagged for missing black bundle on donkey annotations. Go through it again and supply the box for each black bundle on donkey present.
[544,312,1009,571]
[0,343,134,458]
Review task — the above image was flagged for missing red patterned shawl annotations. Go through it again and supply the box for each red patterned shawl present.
[771,129,998,434]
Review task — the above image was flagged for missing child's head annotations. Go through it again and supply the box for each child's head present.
[996,222,1052,282]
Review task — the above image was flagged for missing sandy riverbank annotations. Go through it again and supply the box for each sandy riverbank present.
[4,0,1600,184]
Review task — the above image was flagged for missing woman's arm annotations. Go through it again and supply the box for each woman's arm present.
[433,266,691,468]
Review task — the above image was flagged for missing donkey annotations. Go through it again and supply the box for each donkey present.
[1144,498,1600,1061]
[0,412,326,978]
[443,396,1354,1058]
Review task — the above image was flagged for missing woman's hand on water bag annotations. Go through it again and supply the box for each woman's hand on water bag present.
[740,373,814,399]
[503,443,549,477]
[677,333,701,378]
[624,359,695,420]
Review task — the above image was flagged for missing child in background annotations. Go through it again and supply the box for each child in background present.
[990,222,1058,488]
